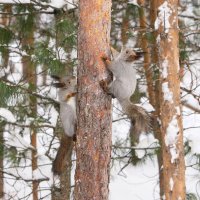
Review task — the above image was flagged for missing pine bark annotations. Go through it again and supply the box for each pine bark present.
[155,1,186,199]
[74,0,112,200]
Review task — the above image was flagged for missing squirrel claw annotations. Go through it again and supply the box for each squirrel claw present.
[99,79,107,90]
[101,53,109,61]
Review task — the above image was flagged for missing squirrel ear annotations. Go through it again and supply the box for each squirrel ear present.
[135,52,145,60]
[110,46,119,59]
[121,46,125,52]
[51,75,61,81]
[52,82,65,88]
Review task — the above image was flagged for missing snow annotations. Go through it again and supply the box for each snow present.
[135,135,159,159]
[6,131,34,150]
[0,108,16,123]
[161,59,168,79]
[154,1,173,33]
[165,116,179,163]
[33,168,48,180]
[169,177,174,191]
[162,82,173,102]
[188,134,200,155]
[127,0,140,7]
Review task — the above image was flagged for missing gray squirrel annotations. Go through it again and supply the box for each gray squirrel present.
[51,75,77,174]
[100,47,151,142]
[52,75,77,138]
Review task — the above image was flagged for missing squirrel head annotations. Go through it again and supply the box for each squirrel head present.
[51,75,77,89]
[120,48,143,62]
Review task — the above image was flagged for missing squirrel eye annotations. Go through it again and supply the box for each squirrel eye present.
[126,50,129,54]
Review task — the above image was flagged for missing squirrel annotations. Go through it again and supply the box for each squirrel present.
[51,75,77,175]
[100,47,152,142]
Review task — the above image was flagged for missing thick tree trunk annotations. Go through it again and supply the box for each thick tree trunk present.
[155,1,186,199]
[74,0,112,200]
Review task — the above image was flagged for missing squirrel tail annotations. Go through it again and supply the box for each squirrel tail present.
[52,135,74,175]
[120,99,152,142]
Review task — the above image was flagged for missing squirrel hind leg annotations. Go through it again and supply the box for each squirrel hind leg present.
[99,79,116,98]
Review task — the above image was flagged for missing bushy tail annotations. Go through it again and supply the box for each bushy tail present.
[120,99,152,142]
[52,135,73,175]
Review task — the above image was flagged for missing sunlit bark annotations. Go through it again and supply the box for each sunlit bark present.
[74,0,112,199]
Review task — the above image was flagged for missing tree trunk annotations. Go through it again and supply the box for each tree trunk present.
[21,9,38,200]
[74,0,112,200]
[0,5,12,198]
[155,1,186,199]
[148,0,165,198]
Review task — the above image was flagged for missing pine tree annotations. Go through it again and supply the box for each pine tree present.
[74,0,112,199]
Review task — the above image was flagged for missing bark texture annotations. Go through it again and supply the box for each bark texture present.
[156,1,186,199]
[74,0,112,200]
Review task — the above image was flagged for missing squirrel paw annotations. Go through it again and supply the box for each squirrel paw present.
[99,79,108,91]
[101,53,109,61]
[99,80,115,98]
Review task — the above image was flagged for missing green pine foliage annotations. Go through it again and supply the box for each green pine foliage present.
[0,81,20,107]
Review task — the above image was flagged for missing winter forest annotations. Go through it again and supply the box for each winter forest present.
[0,0,200,200]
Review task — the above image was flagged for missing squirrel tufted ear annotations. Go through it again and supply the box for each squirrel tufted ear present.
[51,75,61,81]
[121,45,125,52]
[110,46,120,59]
[52,82,65,88]
[135,51,146,60]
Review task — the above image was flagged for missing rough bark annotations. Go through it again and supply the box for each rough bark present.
[74,0,112,200]
[155,1,186,199]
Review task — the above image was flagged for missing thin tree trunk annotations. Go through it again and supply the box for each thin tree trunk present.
[51,11,74,200]
[74,0,112,199]
[155,1,186,199]
[148,0,165,198]
[0,125,4,199]
[21,9,38,200]
[121,0,130,45]
[0,5,12,198]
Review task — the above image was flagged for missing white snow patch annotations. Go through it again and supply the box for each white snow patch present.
[0,108,16,123]
[162,82,173,102]
[128,0,140,7]
[135,136,159,159]
[169,177,174,191]
[187,134,200,155]
[165,116,179,163]
[154,1,173,33]
[6,132,34,150]
[161,59,168,78]
[33,169,48,180]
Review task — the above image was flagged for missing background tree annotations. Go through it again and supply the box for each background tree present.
[155,1,186,199]
[74,0,112,199]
